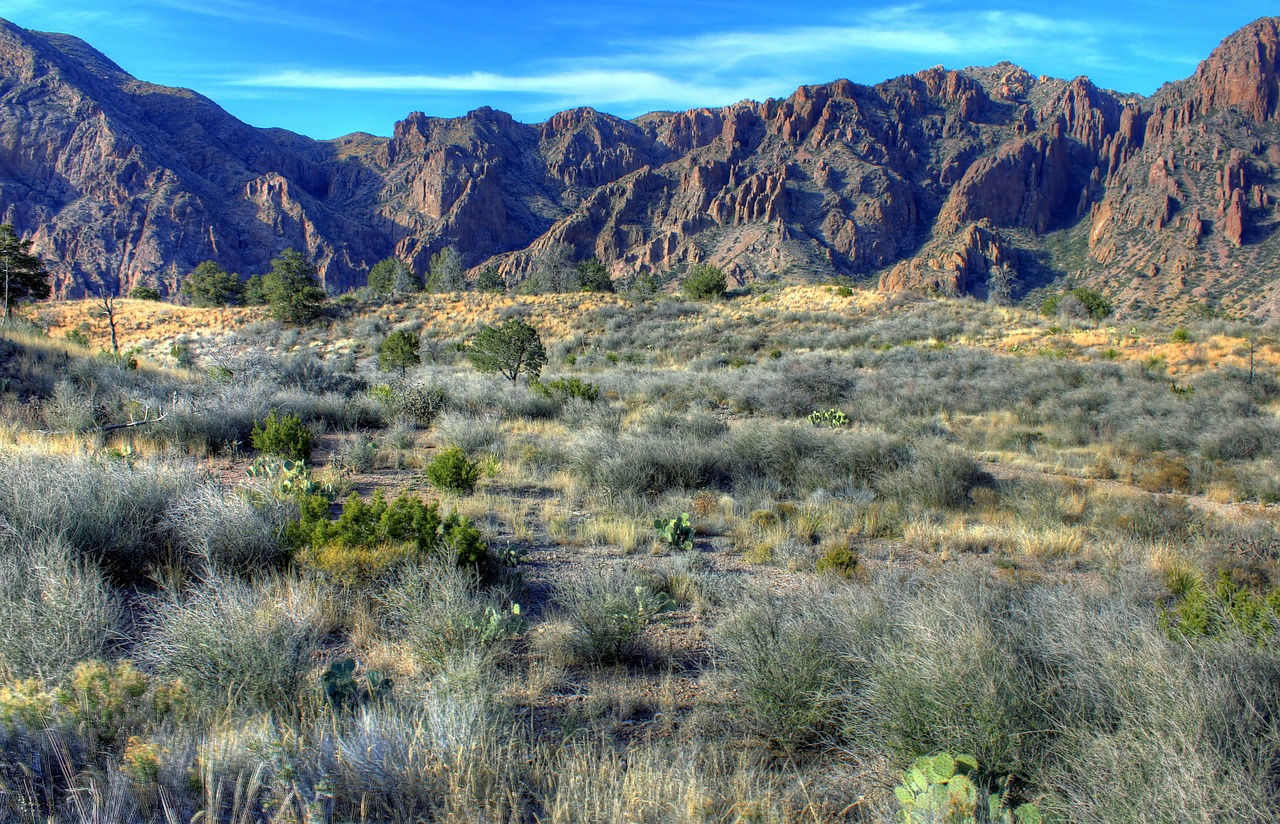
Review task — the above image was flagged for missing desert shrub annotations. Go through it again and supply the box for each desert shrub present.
[294,490,491,582]
[724,424,904,494]
[161,482,289,575]
[572,421,907,498]
[531,376,600,404]
[378,560,524,668]
[140,575,326,713]
[0,451,198,582]
[848,571,1045,777]
[1025,582,1280,821]
[0,535,117,681]
[370,381,446,427]
[553,569,673,665]
[426,446,481,494]
[333,429,379,473]
[572,429,728,496]
[1201,420,1280,461]
[434,411,504,456]
[715,592,844,752]
[251,410,313,461]
[682,264,727,300]
[42,378,96,432]
[875,444,985,510]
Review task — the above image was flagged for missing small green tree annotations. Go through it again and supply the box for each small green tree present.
[477,267,505,293]
[263,249,326,324]
[181,261,242,307]
[367,257,420,296]
[0,224,49,324]
[1042,286,1112,320]
[425,246,466,292]
[682,263,726,300]
[379,329,421,378]
[467,319,547,383]
[241,274,267,305]
[576,259,614,293]
[129,285,162,301]
[251,411,313,461]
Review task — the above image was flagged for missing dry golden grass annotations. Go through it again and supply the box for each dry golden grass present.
[32,299,261,354]
[25,286,1280,384]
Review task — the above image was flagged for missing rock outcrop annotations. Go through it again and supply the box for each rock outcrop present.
[3,17,1280,317]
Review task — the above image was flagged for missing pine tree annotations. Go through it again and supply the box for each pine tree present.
[0,224,49,323]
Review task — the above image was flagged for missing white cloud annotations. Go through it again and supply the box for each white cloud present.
[218,2,1194,117]
[232,68,777,109]
[150,0,373,40]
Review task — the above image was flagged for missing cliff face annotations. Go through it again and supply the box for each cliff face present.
[4,17,1280,317]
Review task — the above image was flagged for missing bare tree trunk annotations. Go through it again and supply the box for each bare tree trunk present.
[2,257,10,326]
[99,291,119,355]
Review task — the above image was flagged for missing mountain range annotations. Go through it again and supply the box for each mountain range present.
[2,17,1280,318]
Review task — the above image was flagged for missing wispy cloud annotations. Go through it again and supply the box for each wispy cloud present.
[216,1,1198,120]
[150,0,374,40]
[232,68,776,109]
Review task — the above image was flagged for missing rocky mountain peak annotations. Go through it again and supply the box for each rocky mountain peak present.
[4,18,1280,317]
[1192,16,1280,123]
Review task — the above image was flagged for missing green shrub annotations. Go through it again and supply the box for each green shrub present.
[294,490,492,582]
[815,544,860,579]
[1041,287,1112,320]
[251,410,313,461]
[129,285,161,301]
[531,376,600,403]
[1159,569,1280,645]
[263,248,326,324]
[468,319,547,383]
[682,263,727,300]
[181,261,242,307]
[426,446,481,494]
[379,329,421,376]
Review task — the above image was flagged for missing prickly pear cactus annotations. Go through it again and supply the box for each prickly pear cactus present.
[654,513,695,551]
[894,752,979,823]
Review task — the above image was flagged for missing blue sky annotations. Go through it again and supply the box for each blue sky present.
[1,1,1274,139]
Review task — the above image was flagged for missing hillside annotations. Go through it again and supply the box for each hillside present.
[2,18,1280,318]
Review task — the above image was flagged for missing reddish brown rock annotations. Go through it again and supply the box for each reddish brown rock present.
[3,16,1280,318]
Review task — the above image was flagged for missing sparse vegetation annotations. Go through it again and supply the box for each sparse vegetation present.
[3,284,1280,822]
